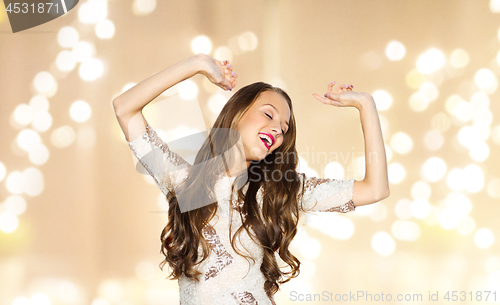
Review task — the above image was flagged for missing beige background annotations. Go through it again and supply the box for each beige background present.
[0,0,499,304]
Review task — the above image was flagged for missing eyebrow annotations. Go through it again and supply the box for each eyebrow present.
[263,103,290,127]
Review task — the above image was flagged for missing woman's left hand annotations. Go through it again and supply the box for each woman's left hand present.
[312,81,369,110]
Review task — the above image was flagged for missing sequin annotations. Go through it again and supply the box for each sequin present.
[231,198,247,221]
[322,199,355,213]
[231,291,258,305]
[302,175,331,193]
[202,225,234,281]
[299,173,356,213]
[142,122,189,167]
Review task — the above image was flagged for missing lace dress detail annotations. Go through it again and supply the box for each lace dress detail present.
[202,225,234,281]
[126,120,356,305]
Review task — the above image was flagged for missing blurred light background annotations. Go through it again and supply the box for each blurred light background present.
[1,0,500,304]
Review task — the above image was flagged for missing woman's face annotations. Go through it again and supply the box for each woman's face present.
[235,90,291,166]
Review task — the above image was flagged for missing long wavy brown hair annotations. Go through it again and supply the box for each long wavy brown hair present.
[159,82,304,299]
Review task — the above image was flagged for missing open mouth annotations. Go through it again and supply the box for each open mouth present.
[259,133,274,150]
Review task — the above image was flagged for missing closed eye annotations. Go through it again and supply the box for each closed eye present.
[265,113,286,135]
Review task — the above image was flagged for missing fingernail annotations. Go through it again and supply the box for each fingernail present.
[225,60,229,64]
[227,64,231,68]
[350,84,353,88]
[330,81,335,84]
[231,72,236,76]
[228,87,232,91]
[324,94,328,97]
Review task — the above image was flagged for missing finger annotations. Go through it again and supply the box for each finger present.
[327,81,335,93]
[313,93,336,105]
[313,93,344,107]
[220,79,233,91]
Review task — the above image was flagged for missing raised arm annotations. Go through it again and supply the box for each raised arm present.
[112,54,237,142]
[313,82,390,207]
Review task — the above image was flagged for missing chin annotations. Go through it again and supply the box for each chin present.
[249,147,268,161]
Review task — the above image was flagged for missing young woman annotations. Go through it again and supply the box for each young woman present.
[112,54,389,305]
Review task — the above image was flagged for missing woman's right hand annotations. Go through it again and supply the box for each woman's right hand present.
[197,54,237,91]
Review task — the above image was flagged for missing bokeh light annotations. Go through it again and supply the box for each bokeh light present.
[469,141,489,162]
[72,41,95,63]
[213,46,233,63]
[0,211,19,233]
[474,228,495,249]
[453,100,474,122]
[457,216,475,236]
[447,168,466,191]
[421,157,447,182]
[31,110,53,132]
[474,68,497,91]
[388,162,406,184]
[51,126,76,148]
[29,95,50,113]
[207,93,226,115]
[409,91,429,112]
[95,19,115,39]
[372,89,393,111]
[424,129,444,151]
[28,143,50,165]
[391,220,421,241]
[56,50,77,72]
[369,202,388,222]
[371,231,396,256]
[70,100,92,122]
[406,69,426,89]
[411,180,432,200]
[385,40,406,61]
[33,72,57,95]
[491,0,500,13]
[463,164,484,193]
[299,237,321,259]
[324,161,345,179]
[191,35,212,55]
[457,126,481,148]
[390,132,413,154]
[57,26,79,48]
[79,58,104,81]
[487,178,500,198]
[78,0,108,24]
[4,195,27,215]
[6,171,24,194]
[0,162,6,182]
[416,48,446,74]
[178,79,198,100]
[238,31,258,51]
[419,82,439,102]
[410,198,431,219]
[16,129,42,152]
[133,0,157,15]
[98,280,124,303]
[449,49,469,68]
[431,112,451,132]
[13,104,34,126]
[23,167,44,196]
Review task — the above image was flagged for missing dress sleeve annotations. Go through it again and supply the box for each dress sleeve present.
[126,121,191,196]
[298,173,356,213]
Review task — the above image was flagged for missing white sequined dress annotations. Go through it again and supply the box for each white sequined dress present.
[126,121,356,305]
